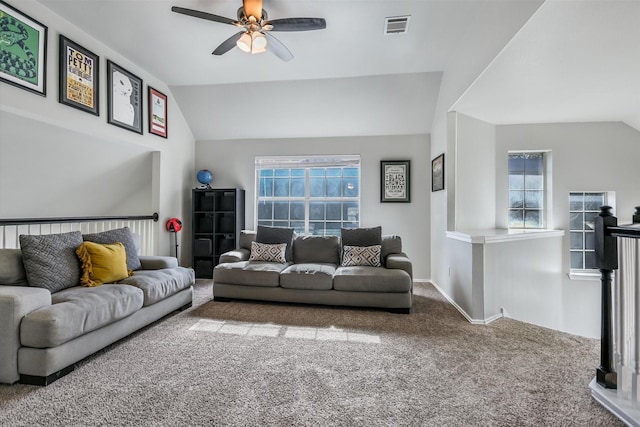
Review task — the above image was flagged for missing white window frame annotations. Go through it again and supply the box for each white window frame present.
[568,191,616,280]
[255,155,361,235]
[507,151,550,229]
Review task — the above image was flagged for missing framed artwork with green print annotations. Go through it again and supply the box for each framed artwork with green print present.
[0,1,48,96]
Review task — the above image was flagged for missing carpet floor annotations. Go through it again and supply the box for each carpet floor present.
[0,280,623,426]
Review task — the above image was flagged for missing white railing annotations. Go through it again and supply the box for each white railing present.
[0,214,158,255]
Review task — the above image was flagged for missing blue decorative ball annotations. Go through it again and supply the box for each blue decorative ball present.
[197,169,213,186]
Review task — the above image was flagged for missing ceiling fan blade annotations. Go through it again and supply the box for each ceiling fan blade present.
[212,32,245,55]
[267,17,326,32]
[264,32,293,62]
[243,0,263,20]
[171,6,238,26]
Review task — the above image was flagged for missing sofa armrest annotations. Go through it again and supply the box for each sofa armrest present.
[385,252,413,280]
[219,249,250,263]
[0,286,51,384]
[138,256,178,270]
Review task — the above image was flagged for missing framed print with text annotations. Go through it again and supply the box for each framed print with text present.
[432,153,445,192]
[59,35,99,115]
[107,60,143,134]
[0,1,47,96]
[381,160,411,203]
[148,86,167,138]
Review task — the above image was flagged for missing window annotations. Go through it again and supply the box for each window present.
[508,152,545,228]
[569,192,609,271]
[256,156,360,236]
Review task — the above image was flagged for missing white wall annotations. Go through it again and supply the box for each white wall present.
[194,134,431,280]
[0,0,195,262]
[495,121,640,337]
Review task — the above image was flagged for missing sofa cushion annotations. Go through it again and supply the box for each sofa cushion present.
[333,266,411,293]
[83,227,142,271]
[20,284,143,348]
[249,241,287,263]
[0,249,28,286]
[118,267,194,306]
[19,231,83,293]
[293,235,340,265]
[280,263,336,290]
[214,261,287,287]
[341,245,382,267]
[256,225,295,262]
[76,241,131,287]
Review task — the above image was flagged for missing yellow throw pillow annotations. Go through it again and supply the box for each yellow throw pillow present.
[76,241,132,287]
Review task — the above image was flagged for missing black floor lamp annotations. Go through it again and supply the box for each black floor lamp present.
[165,218,182,259]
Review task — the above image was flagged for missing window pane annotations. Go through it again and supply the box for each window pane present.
[508,155,524,172]
[326,168,342,177]
[275,169,289,177]
[309,202,324,220]
[342,221,358,229]
[570,232,584,249]
[290,178,305,197]
[569,193,584,210]
[571,252,584,269]
[325,222,341,236]
[524,175,543,190]
[291,222,305,235]
[343,178,359,197]
[343,168,359,177]
[258,220,273,227]
[310,178,325,197]
[509,175,524,190]
[274,178,289,197]
[585,232,595,250]
[273,221,289,228]
[509,210,524,228]
[274,202,288,219]
[257,202,273,220]
[509,191,524,209]
[524,210,542,228]
[585,252,597,269]
[290,202,304,221]
[326,203,341,220]
[259,169,274,177]
[258,178,273,197]
[344,203,359,222]
[525,154,543,173]
[310,168,325,177]
[326,178,341,197]
[570,212,584,230]
[584,212,598,230]
[291,168,305,177]
[525,191,543,208]
[585,193,605,210]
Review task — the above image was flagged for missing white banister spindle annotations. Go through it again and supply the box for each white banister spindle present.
[616,237,640,402]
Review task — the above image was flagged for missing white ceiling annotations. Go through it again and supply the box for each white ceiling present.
[36,0,640,139]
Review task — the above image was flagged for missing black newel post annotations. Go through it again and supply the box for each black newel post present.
[633,206,640,224]
[595,206,618,389]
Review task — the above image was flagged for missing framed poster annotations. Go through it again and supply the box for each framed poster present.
[381,160,411,203]
[0,1,47,96]
[148,86,167,138]
[59,35,99,115]
[432,153,445,192]
[107,60,143,134]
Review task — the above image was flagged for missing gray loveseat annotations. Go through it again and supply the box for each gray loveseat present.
[213,226,413,312]
[0,227,194,385]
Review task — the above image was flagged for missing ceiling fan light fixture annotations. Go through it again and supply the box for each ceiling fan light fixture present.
[251,32,267,51]
[236,32,252,52]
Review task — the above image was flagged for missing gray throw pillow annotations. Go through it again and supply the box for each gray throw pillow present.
[19,231,83,293]
[256,225,294,262]
[83,227,141,270]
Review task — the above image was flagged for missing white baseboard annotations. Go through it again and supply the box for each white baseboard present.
[429,280,503,325]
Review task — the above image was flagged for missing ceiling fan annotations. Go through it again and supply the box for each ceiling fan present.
[171,0,326,61]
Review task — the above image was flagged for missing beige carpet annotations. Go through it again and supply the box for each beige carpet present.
[0,280,623,426]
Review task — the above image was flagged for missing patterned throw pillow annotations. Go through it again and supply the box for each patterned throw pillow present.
[341,245,382,267]
[19,231,84,293]
[249,241,287,263]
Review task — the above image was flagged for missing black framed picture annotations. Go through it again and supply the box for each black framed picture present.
[107,60,143,134]
[59,35,99,115]
[432,153,445,192]
[148,86,167,138]
[381,160,411,203]
[0,1,47,96]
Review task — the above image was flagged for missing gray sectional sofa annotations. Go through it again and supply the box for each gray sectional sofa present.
[213,226,413,312]
[0,227,194,385]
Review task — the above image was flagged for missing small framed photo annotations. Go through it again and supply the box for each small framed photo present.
[381,160,411,203]
[432,153,445,192]
[107,60,143,134]
[0,1,47,96]
[148,86,168,138]
[59,35,99,115]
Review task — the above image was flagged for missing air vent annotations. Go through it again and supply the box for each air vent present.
[384,16,410,35]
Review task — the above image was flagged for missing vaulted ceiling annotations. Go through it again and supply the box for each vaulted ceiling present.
[37,0,640,140]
